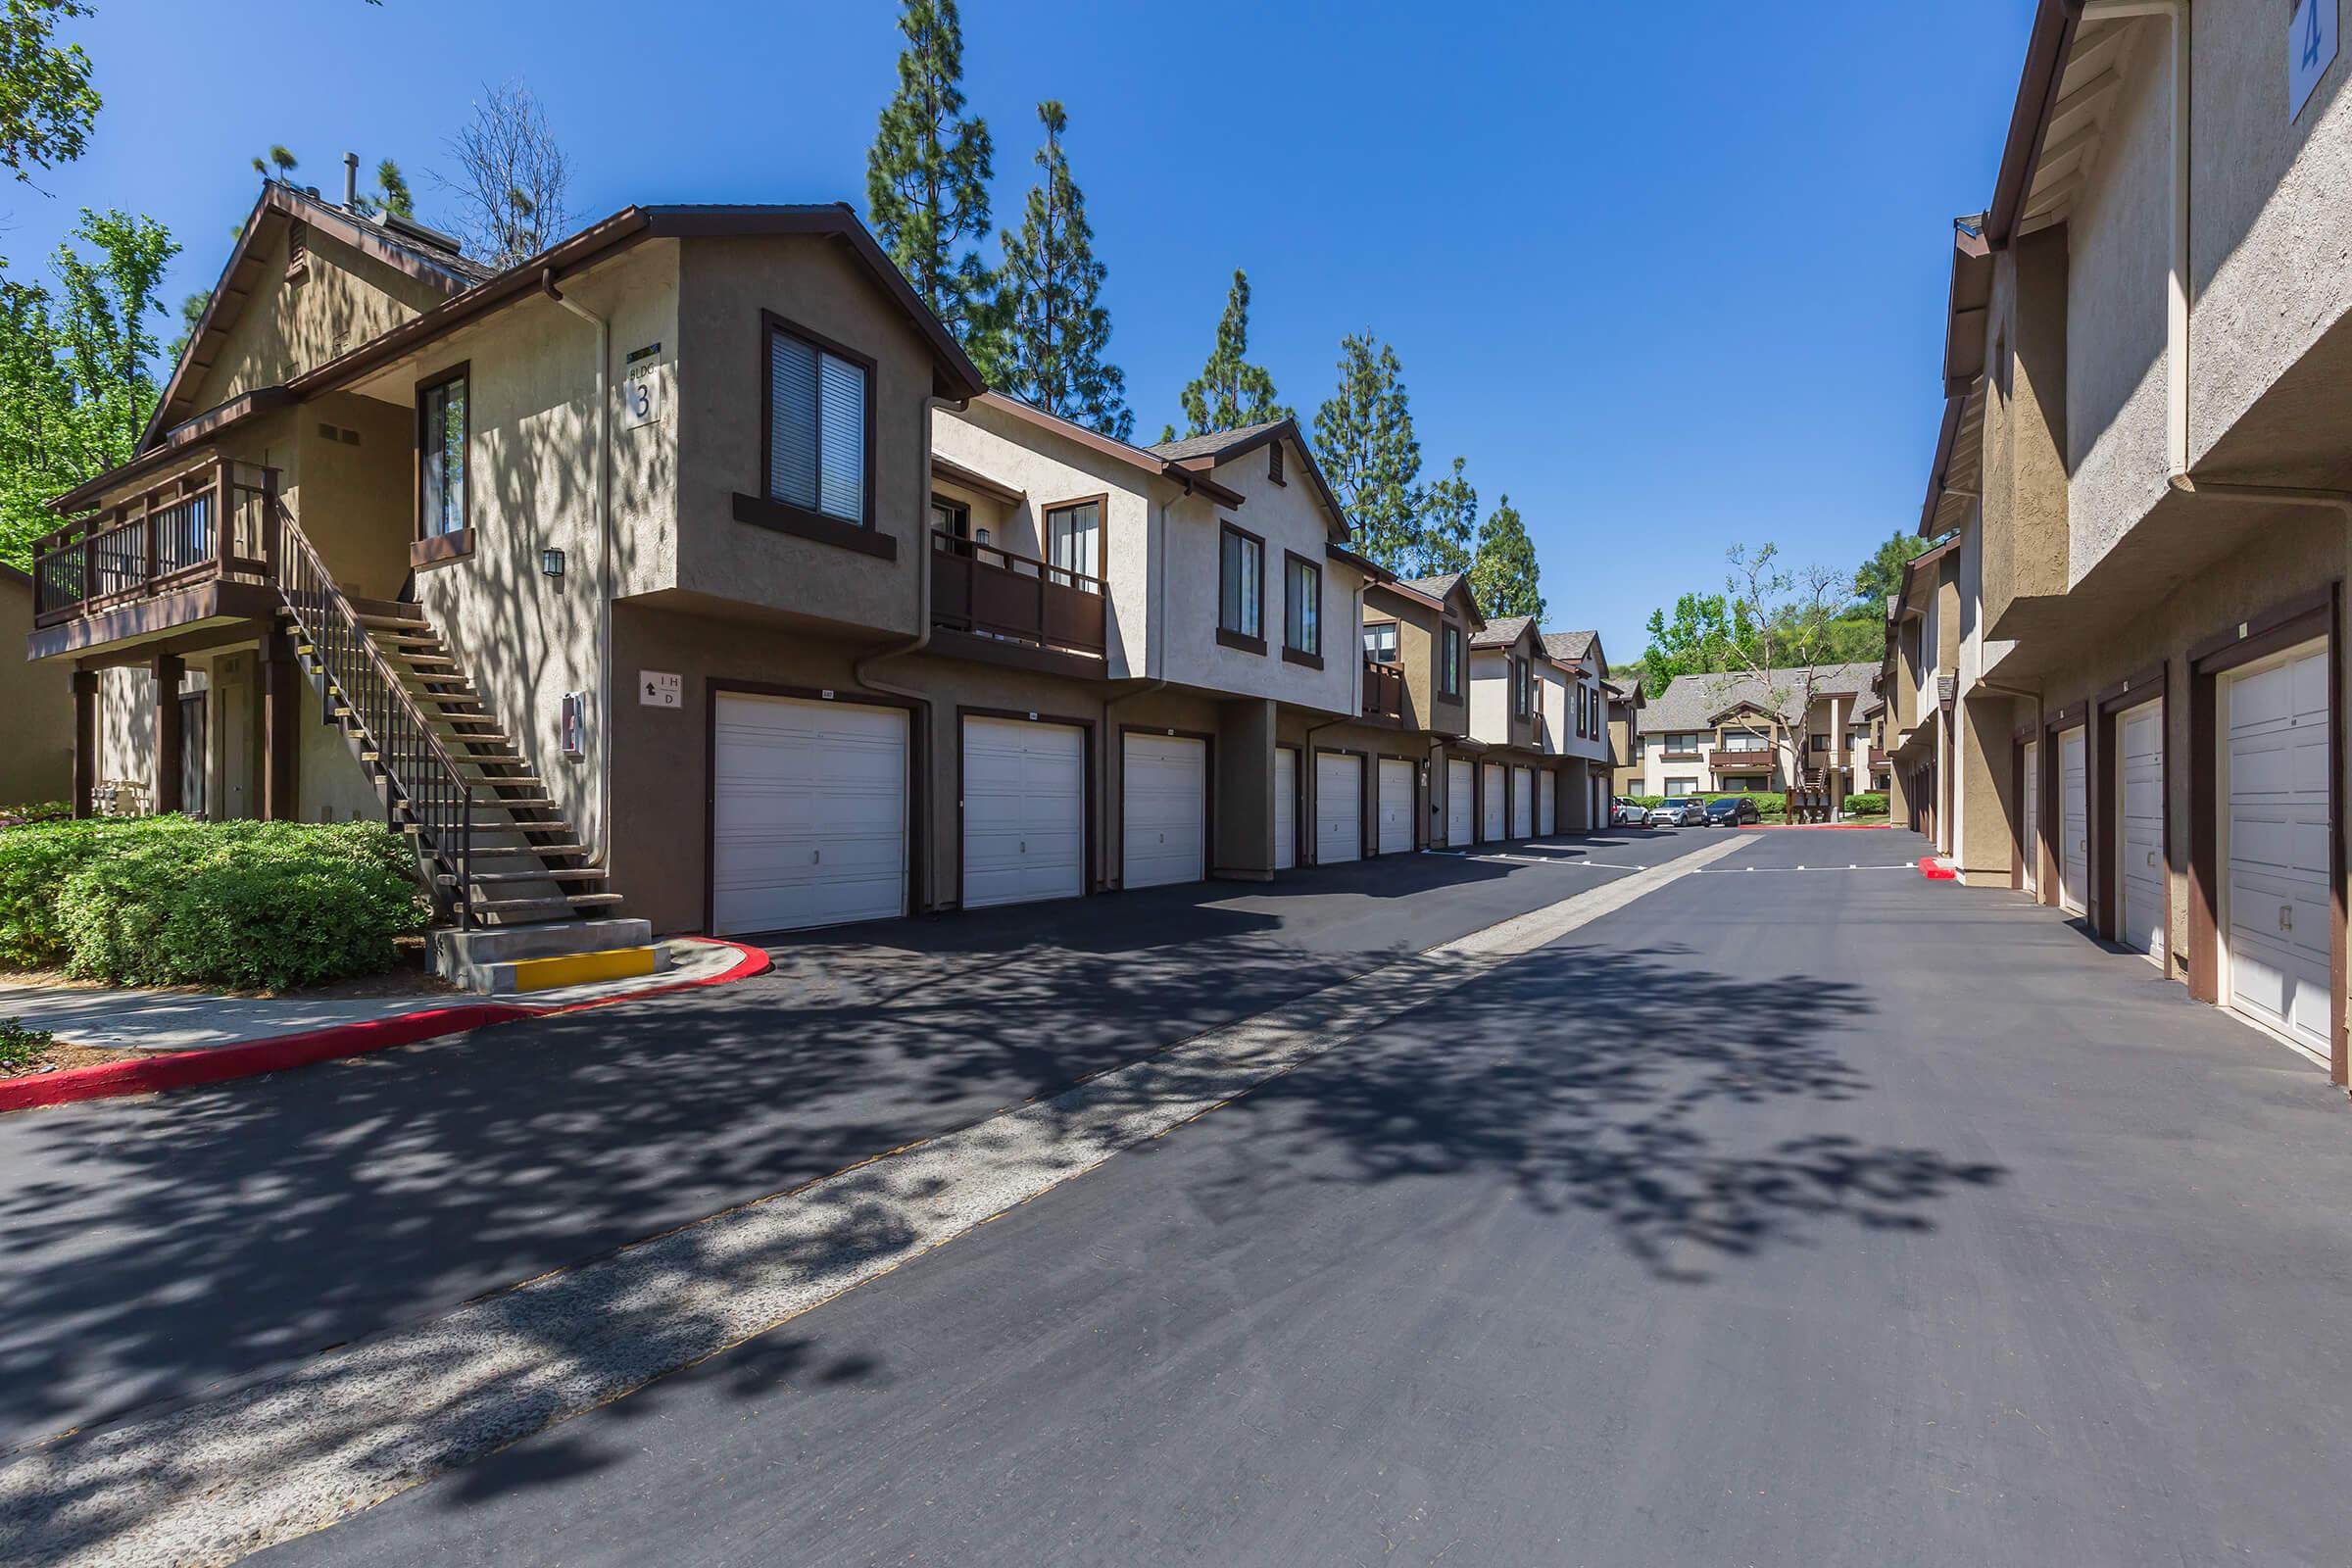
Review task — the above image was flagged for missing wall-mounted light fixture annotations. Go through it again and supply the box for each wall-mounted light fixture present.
[540,547,565,579]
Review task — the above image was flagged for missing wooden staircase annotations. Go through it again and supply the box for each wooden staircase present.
[271,503,620,929]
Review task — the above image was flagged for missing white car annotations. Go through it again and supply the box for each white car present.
[1647,799,1707,828]
[1610,797,1648,827]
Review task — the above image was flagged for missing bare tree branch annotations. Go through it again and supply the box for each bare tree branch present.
[431,79,570,267]
[1723,543,1850,810]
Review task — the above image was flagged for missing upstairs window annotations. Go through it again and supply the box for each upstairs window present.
[766,318,870,526]
[1363,621,1399,663]
[1512,658,1531,717]
[932,496,970,540]
[1046,498,1102,587]
[1440,625,1462,696]
[1219,523,1264,647]
[1284,555,1321,656]
[416,367,468,538]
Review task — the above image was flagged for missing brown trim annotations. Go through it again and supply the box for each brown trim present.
[758,309,879,533]
[262,628,299,822]
[977,392,1246,508]
[730,492,899,561]
[152,652,184,815]
[930,455,1024,509]
[2188,664,2219,997]
[414,361,470,545]
[1116,724,1215,890]
[701,680,927,936]
[925,625,1103,681]
[2010,739,2026,891]
[1164,417,1353,543]
[2332,585,2346,1085]
[2188,590,2332,674]
[409,526,474,569]
[2093,662,2169,713]
[1325,540,1391,583]
[1041,491,1110,584]
[1986,0,2087,250]
[1276,742,1303,869]
[2092,703,2119,941]
[1438,621,1464,700]
[70,669,95,818]
[1267,441,1286,486]
[1218,520,1267,648]
[1282,548,1324,665]
[954,707,1099,909]
[54,389,294,514]
[24,579,281,662]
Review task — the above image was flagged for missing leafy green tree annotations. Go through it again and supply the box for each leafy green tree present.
[373,158,414,219]
[1414,455,1475,578]
[986,101,1130,439]
[0,0,97,187]
[1470,493,1544,619]
[1853,528,1933,610]
[247,147,414,220]
[1159,269,1289,443]
[864,0,994,352]
[1312,330,1422,568]
[0,209,177,568]
[1638,592,1752,690]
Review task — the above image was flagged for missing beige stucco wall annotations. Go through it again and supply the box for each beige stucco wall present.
[0,571,72,803]
[190,221,444,415]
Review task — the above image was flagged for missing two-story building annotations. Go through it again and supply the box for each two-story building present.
[1633,663,1881,801]
[1541,630,1613,832]
[1462,614,1583,842]
[1899,0,2352,1083]
[1604,673,1644,796]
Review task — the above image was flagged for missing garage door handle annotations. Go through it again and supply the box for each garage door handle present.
[2280,905,2294,932]
[2146,851,2157,867]
[811,849,820,865]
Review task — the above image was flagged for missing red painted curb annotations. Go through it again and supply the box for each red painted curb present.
[1918,856,1959,881]
[1740,823,1892,831]
[0,940,772,1113]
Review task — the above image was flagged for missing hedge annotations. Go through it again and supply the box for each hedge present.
[0,817,427,990]
[1842,792,1889,817]
[1621,792,1786,821]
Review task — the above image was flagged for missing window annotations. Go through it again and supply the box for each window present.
[1723,732,1768,753]
[1268,441,1286,485]
[1362,621,1398,663]
[765,318,869,526]
[1284,555,1321,659]
[1046,498,1102,587]
[417,367,467,539]
[932,497,971,539]
[1665,778,1698,798]
[1440,625,1462,697]
[1218,523,1264,650]
[1512,659,1530,717]
[1810,732,1832,752]
[1660,732,1700,755]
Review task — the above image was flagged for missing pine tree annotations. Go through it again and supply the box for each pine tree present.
[1160,269,1289,443]
[1471,494,1544,619]
[987,101,1131,439]
[864,0,994,351]
[1311,330,1422,569]
[1415,455,1476,577]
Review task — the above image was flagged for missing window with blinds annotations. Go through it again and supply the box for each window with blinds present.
[767,324,868,524]
[417,368,467,538]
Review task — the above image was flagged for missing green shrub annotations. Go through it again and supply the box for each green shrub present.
[0,1016,56,1071]
[58,820,426,992]
[1842,792,1889,817]
[0,815,158,968]
[0,802,71,830]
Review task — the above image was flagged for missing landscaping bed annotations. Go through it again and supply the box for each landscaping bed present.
[0,1017,144,1079]
[0,816,430,993]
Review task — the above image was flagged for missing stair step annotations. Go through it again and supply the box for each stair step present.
[408,816,576,833]
[451,868,612,885]
[468,892,626,914]
[400,655,462,669]
[466,843,591,858]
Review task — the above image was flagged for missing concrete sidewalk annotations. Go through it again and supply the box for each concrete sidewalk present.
[0,939,748,1053]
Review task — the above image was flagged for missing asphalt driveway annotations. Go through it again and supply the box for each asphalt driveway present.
[0,827,1711,1453]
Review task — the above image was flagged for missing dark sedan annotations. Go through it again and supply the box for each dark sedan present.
[1705,796,1762,826]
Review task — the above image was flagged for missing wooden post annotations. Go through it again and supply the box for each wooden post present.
[216,458,235,570]
[153,652,184,814]
[71,669,96,819]
[263,628,300,821]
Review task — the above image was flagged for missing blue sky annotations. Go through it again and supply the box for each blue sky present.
[8,0,2032,660]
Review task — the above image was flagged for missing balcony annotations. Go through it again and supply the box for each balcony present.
[1710,748,1775,772]
[929,530,1105,662]
[1869,746,1889,767]
[1361,658,1405,722]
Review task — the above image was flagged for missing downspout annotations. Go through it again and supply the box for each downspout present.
[1101,491,1172,889]
[856,392,969,911]
[539,268,613,868]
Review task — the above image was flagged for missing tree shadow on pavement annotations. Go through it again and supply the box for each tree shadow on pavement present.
[1203,945,2005,1284]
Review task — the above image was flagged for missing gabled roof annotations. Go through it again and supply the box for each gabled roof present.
[1396,572,1486,631]
[1149,416,1350,543]
[1542,629,1598,666]
[1643,663,1883,731]
[1471,613,1540,652]
[975,392,1245,508]
[1602,673,1644,704]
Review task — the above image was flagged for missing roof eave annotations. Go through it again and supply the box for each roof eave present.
[1986,0,2088,251]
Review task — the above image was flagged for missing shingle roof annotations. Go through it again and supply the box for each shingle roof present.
[1147,419,1288,463]
[1401,572,1462,601]
[1642,662,1882,731]
[1542,629,1597,664]
[1470,614,1535,650]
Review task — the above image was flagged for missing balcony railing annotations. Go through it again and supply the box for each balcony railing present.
[1869,746,1889,766]
[930,530,1106,661]
[32,458,276,627]
[1362,658,1404,722]
[1710,748,1775,771]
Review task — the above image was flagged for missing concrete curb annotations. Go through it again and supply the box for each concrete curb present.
[0,941,772,1114]
[1918,856,1960,880]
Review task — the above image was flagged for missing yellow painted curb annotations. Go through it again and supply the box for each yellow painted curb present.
[508,946,659,992]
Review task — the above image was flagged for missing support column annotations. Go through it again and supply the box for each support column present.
[152,652,183,815]
[71,669,96,818]
[263,629,301,821]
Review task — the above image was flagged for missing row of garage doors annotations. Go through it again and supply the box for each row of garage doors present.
[2017,641,2332,1061]
[711,695,1441,938]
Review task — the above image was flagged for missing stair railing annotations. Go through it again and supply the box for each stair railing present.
[271,500,476,926]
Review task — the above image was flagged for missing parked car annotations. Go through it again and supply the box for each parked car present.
[1611,796,1649,827]
[1705,795,1761,826]
[1648,798,1707,827]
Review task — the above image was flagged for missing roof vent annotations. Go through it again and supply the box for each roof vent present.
[381,210,467,259]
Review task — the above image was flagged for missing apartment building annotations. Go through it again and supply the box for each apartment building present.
[1604,673,1643,795]
[1897,0,2352,1082]
[1541,629,1614,830]
[0,564,73,804]
[1459,615,1605,841]
[1631,664,1880,799]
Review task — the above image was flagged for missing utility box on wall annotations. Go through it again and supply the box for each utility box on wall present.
[561,692,587,760]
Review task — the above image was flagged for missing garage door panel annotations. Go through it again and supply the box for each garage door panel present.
[1377,759,1413,855]
[1512,769,1533,839]
[2058,727,2088,915]
[1481,762,1505,842]
[1124,734,1206,889]
[2119,703,2165,958]
[1446,760,1472,847]
[1317,753,1363,864]
[2225,646,2331,1055]
[962,718,1084,909]
[713,696,908,936]
[1539,772,1556,837]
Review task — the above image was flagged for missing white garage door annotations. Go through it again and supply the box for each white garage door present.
[1317,752,1363,864]
[1124,733,1206,889]
[1539,771,1556,837]
[1481,762,1506,842]
[1512,767,1534,839]
[1446,759,1473,847]
[2020,739,2040,896]
[2058,726,2088,915]
[961,716,1084,910]
[1274,746,1298,871]
[711,693,906,936]
[2118,700,2166,960]
[1377,758,1413,855]
[2224,645,2331,1056]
